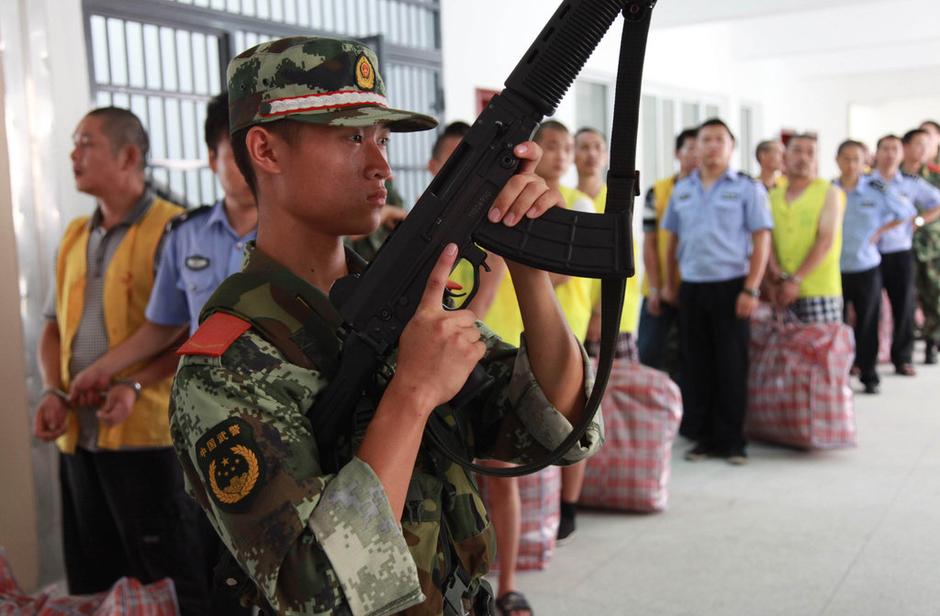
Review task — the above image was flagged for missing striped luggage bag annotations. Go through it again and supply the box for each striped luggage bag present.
[578,359,682,513]
[746,317,857,449]
[0,548,179,615]
[476,466,560,571]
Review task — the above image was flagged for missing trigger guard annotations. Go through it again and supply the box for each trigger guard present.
[449,244,489,311]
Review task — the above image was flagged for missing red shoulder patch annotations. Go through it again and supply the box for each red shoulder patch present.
[177,313,251,357]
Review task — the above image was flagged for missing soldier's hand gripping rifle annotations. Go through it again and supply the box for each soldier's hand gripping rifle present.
[314,0,657,476]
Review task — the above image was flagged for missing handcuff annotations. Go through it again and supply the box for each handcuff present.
[113,379,142,400]
[41,387,69,403]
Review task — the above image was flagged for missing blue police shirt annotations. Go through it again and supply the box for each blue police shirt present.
[837,176,909,273]
[146,200,257,334]
[874,170,940,254]
[662,169,773,283]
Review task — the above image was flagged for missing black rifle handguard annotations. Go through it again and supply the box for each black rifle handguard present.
[311,0,656,477]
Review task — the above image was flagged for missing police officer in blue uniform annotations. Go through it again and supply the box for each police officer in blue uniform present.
[871,134,940,375]
[835,140,909,394]
[662,118,773,464]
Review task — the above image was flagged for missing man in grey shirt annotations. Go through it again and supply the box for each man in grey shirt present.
[34,107,208,614]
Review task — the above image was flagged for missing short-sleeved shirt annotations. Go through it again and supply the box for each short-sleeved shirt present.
[837,176,909,273]
[662,169,773,283]
[642,175,676,234]
[42,191,156,450]
[874,170,940,254]
[146,200,257,335]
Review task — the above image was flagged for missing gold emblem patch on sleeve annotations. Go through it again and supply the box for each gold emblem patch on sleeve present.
[196,418,266,513]
[356,55,376,91]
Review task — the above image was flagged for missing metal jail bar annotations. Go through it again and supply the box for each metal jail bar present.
[84,0,442,208]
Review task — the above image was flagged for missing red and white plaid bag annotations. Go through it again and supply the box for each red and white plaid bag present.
[476,466,560,571]
[578,359,682,513]
[746,314,857,450]
[0,548,179,615]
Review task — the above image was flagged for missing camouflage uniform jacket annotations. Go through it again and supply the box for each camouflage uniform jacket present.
[916,163,940,261]
[169,243,603,616]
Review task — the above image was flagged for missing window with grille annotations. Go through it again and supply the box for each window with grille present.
[576,80,610,136]
[739,105,756,174]
[83,0,442,208]
[640,94,725,183]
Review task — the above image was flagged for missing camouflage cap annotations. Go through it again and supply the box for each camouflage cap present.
[227,36,438,134]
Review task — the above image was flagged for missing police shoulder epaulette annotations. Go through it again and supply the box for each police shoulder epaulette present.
[737,171,759,183]
[177,312,251,357]
[901,170,919,179]
[165,204,213,234]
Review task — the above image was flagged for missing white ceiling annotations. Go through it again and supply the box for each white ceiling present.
[652,0,883,28]
[652,0,940,88]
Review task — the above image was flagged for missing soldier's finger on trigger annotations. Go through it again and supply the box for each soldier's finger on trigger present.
[420,251,457,307]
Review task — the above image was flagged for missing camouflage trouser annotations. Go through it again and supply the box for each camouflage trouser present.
[915,254,940,343]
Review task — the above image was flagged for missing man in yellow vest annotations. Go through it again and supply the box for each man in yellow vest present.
[533,120,596,544]
[636,128,698,373]
[455,120,595,573]
[766,134,845,325]
[32,107,207,612]
[432,121,535,616]
[755,139,785,191]
[575,127,643,359]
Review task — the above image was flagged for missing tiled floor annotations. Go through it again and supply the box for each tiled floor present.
[507,357,940,616]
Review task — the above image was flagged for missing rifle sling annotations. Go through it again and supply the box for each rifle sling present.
[423,2,651,477]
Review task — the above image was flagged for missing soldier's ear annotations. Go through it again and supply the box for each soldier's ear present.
[245,126,282,178]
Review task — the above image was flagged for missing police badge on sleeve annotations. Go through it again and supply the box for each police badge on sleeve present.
[196,418,266,512]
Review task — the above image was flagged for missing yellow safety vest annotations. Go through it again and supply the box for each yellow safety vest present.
[585,183,641,334]
[554,186,595,341]
[769,179,843,298]
[55,196,183,452]
[641,176,678,298]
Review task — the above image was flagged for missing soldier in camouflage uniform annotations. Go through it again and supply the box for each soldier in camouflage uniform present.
[915,122,940,363]
[901,128,940,364]
[169,36,602,616]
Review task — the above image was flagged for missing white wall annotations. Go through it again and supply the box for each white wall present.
[724,0,940,177]
[0,0,91,589]
[782,67,940,177]
[850,96,940,151]
[440,2,794,175]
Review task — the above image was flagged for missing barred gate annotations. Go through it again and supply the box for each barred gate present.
[83,0,443,207]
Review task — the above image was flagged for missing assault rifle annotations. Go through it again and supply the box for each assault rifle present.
[315,0,657,476]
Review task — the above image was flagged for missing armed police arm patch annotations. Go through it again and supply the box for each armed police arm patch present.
[196,417,266,513]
